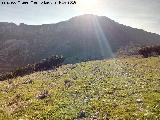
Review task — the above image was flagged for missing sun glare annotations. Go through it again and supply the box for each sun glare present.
[76,0,99,12]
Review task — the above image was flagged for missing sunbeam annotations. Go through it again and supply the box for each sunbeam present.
[92,17,114,58]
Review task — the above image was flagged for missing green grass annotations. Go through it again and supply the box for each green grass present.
[0,57,160,120]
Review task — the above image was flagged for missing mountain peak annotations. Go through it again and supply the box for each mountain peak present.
[69,14,110,21]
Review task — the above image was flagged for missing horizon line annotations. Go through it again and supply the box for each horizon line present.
[0,14,159,35]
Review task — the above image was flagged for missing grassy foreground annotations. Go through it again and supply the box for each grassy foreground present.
[0,57,160,120]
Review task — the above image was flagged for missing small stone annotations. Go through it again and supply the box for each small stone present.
[64,80,72,88]
[68,64,77,69]
[103,114,110,120]
[78,110,86,119]
[36,90,49,99]
[59,71,63,76]
[136,99,143,103]
[7,80,13,84]
[23,79,33,84]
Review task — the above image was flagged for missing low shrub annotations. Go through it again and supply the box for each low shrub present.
[138,45,160,58]
[0,55,64,81]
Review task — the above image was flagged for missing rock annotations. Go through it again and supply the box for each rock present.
[7,79,13,84]
[36,90,49,99]
[78,110,86,119]
[136,99,143,103]
[64,80,72,88]
[23,79,33,84]
[59,71,63,76]
[68,64,77,69]
[103,113,110,120]
[90,112,99,120]
[72,75,78,80]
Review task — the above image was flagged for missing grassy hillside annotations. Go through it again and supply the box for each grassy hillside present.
[0,57,160,120]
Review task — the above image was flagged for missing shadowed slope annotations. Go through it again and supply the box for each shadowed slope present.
[0,14,160,73]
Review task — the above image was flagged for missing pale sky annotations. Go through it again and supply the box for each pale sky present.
[0,0,160,34]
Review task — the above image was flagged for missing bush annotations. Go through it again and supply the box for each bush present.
[138,45,160,58]
[117,45,160,58]
[0,55,64,81]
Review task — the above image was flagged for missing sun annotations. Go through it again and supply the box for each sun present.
[76,0,99,13]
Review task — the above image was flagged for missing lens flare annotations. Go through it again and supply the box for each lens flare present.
[76,0,99,13]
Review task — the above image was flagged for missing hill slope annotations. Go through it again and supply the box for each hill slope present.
[1,14,160,73]
[0,57,159,119]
